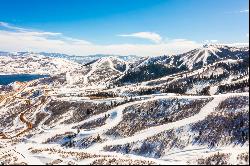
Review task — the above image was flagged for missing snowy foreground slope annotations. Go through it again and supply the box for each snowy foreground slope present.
[0,44,249,165]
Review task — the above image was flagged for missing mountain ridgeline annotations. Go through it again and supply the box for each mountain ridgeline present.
[115,44,249,85]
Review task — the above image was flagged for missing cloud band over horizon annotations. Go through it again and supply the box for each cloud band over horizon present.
[0,22,248,57]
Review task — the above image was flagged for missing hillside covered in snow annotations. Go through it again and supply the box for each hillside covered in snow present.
[0,44,249,165]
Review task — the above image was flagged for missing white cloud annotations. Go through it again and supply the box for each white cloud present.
[118,32,162,43]
[204,40,218,44]
[0,21,90,44]
[222,42,249,47]
[210,40,218,43]
[0,21,62,36]
[246,33,249,38]
[0,22,203,57]
[239,9,249,13]
[0,21,26,31]
[225,9,249,14]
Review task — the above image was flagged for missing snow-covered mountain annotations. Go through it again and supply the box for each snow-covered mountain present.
[170,44,249,70]
[39,52,141,64]
[116,45,249,84]
[0,45,249,165]
[65,56,131,87]
[0,52,82,75]
[0,51,141,64]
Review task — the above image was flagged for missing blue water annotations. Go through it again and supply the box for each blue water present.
[0,74,49,85]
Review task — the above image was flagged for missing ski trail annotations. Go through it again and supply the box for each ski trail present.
[32,95,158,142]
[107,58,122,74]
[36,97,52,131]
[86,92,248,151]
[124,60,130,73]
[30,92,247,143]
[30,97,51,122]
[83,59,101,84]
[77,98,154,135]
[203,49,210,65]
[76,93,215,135]
[111,59,130,82]
[108,57,130,73]
[30,93,201,143]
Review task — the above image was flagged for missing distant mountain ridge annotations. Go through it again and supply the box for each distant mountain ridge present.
[0,44,249,84]
[0,51,141,64]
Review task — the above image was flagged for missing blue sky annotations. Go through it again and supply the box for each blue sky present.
[0,0,249,56]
